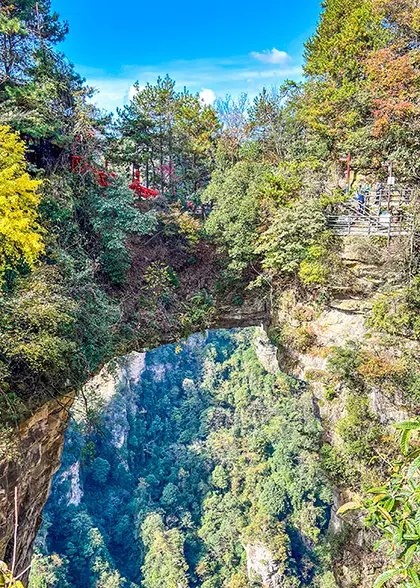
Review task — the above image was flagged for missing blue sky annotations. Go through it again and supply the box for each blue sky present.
[53,0,321,112]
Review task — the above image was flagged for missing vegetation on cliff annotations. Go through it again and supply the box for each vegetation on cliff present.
[30,330,333,588]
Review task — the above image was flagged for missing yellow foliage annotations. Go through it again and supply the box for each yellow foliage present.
[0,561,24,588]
[226,573,249,588]
[165,205,202,247]
[0,125,44,286]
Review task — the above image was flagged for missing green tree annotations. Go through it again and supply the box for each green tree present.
[141,513,189,588]
[29,553,71,588]
[90,176,157,284]
[203,161,268,272]
[0,0,67,87]
[255,199,327,279]
[91,457,111,485]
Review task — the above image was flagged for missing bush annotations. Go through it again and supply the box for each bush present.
[336,395,382,461]
[327,343,363,389]
[91,177,157,285]
[368,278,420,341]
[178,291,215,337]
[255,199,327,278]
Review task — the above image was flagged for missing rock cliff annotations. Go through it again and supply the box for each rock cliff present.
[0,395,74,582]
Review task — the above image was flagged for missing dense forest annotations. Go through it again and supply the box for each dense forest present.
[0,0,419,585]
[29,330,334,587]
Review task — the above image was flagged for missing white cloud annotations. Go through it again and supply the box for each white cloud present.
[128,84,145,102]
[199,88,216,105]
[80,51,302,113]
[128,85,137,101]
[85,78,133,112]
[250,48,291,65]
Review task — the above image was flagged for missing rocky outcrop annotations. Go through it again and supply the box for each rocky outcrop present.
[270,240,419,587]
[0,352,148,584]
[0,394,74,583]
[215,296,269,330]
[254,329,280,375]
[246,543,284,587]
[58,461,83,507]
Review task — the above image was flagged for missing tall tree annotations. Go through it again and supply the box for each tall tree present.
[0,0,67,87]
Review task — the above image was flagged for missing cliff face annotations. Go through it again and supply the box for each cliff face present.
[269,240,418,587]
[0,395,74,582]
[245,543,284,587]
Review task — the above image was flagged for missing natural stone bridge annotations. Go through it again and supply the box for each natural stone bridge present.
[0,293,268,584]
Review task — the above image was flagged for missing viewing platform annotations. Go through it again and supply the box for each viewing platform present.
[327,185,417,239]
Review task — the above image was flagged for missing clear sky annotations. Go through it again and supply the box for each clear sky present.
[52,0,321,113]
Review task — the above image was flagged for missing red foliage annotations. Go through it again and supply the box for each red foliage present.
[365,45,419,135]
[128,171,159,199]
[71,155,117,187]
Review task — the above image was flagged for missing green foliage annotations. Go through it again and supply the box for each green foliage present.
[2,1,420,586]
[203,161,268,272]
[368,278,420,341]
[178,291,215,337]
[339,420,420,587]
[336,395,382,461]
[298,236,341,288]
[143,261,177,301]
[37,330,333,587]
[0,268,77,401]
[248,84,305,161]
[320,444,353,485]
[91,457,111,485]
[256,199,327,279]
[211,465,229,490]
[117,76,219,198]
[91,177,157,285]
[29,553,70,588]
[327,343,364,389]
[141,514,189,588]
[302,0,420,179]
[0,0,68,87]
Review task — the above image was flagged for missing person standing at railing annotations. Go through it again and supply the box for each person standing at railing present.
[374,182,383,206]
[356,187,365,214]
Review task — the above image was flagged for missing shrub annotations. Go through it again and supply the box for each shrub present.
[327,343,364,389]
[368,278,420,341]
[91,177,157,285]
[256,198,327,277]
[336,395,382,461]
[143,262,177,301]
[178,291,215,337]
